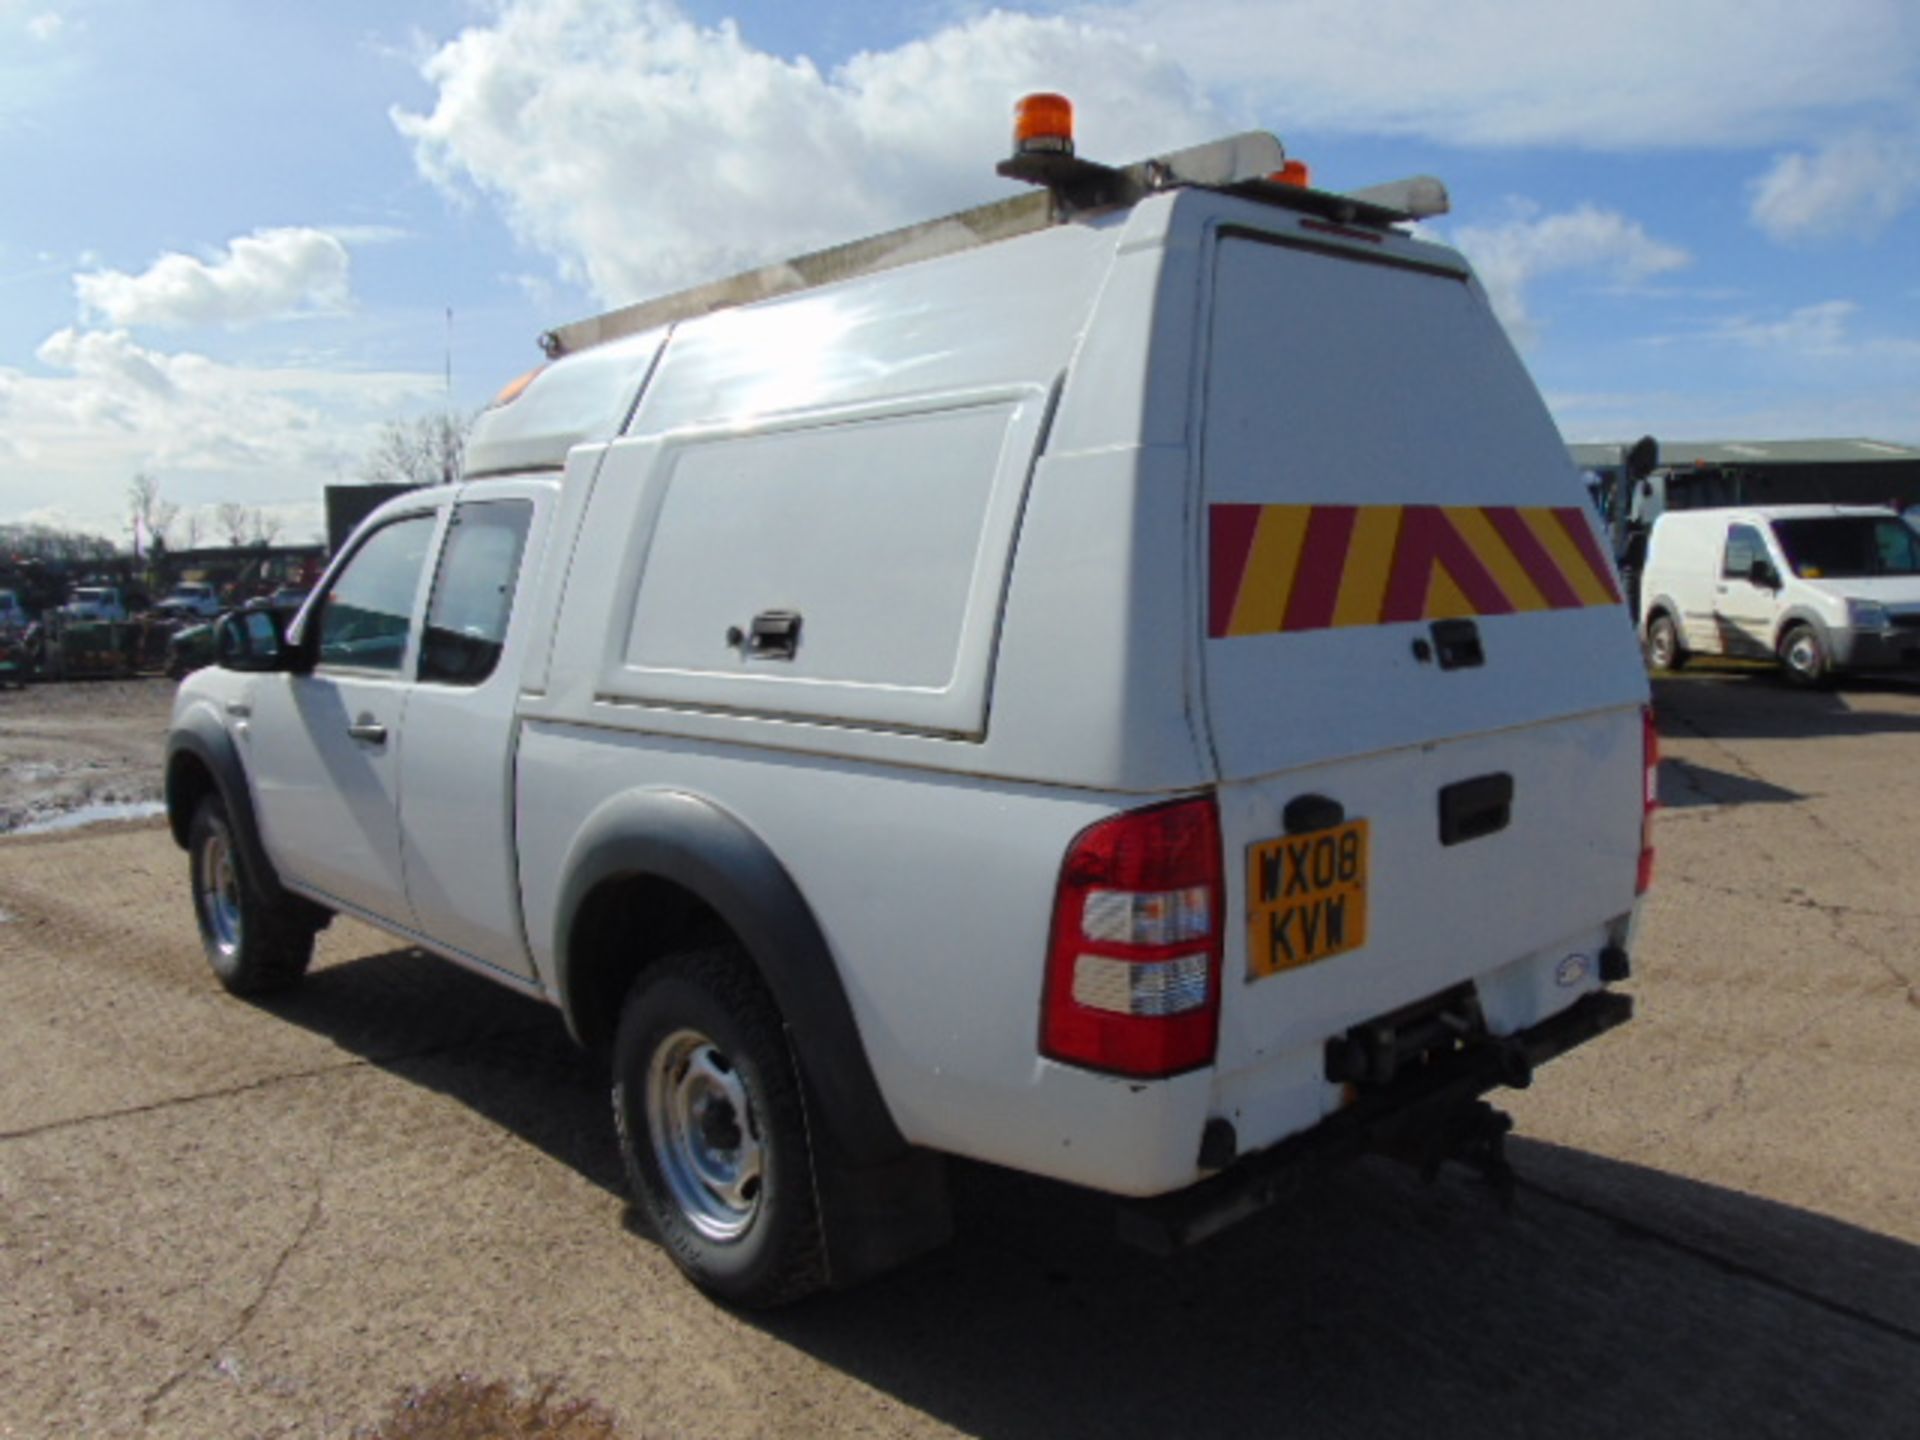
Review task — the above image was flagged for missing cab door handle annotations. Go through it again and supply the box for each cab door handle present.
[347,717,388,745]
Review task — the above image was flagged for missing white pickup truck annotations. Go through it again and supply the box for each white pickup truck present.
[167,113,1652,1307]
[157,582,223,619]
[63,585,128,622]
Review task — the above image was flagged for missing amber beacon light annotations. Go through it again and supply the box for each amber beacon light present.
[1013,92,1075,156]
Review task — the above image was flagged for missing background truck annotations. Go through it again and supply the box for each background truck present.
[155,582,223,620]
[62,585,129,623]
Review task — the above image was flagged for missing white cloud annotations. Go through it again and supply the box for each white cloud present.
[74,227,353,330]
[1716,301,1860,355]
[321,224,413,247]
[1449,203,1689,346]
[0,327,442,534]
[25,11,61,41]
[393,0,1221,304]
[1643,300,1920,362]
[1749,130,1920,242]
[1079,0,1918,149]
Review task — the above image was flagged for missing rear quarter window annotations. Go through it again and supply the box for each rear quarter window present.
[418,500,533,686]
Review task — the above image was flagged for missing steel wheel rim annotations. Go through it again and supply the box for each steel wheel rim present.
[646,1028,764,1241]
[1787,634,1818,676]
[1649,624,1673,667]
[197,826,242,957]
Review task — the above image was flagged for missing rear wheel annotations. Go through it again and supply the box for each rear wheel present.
[188,795,316,995]
[1646,613,1686,671]
[1778,624,1829,688]
[612,944,826,1308]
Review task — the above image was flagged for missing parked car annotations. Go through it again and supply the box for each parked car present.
[166,111,1651,1307]
[1641,505,1920,685]
[242,587,307,613]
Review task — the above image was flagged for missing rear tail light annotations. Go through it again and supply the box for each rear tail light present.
[1638,705,1659,894]
[1041,796,1224,1077]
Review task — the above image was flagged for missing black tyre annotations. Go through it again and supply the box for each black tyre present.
[612,945,826,1308]
[188,795,316,995]
[1778,624,1829,688]
[1646,613,1687,672]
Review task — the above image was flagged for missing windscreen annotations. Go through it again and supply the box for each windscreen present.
[1772,517,1920,578]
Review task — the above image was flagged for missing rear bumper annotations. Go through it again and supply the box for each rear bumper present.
[1116,989,1633,1254]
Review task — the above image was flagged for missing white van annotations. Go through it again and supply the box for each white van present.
[168,113,1653,1305]
[1640,505,1920,685]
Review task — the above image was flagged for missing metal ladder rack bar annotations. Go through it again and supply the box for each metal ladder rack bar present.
[539,189,1057,359]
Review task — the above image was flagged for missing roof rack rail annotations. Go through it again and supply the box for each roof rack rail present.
[538,130,1448,360]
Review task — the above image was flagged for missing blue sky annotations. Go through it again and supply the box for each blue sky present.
[2,0,1917,541]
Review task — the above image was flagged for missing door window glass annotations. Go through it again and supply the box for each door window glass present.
[419,500,533,686]
[1722,526,1763,581]
[1876,519,1920,574]
[314,515,437,672]
[1774,516,1920,578]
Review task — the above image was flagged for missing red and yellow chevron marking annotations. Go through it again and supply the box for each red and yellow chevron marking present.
[1208,503,1621,639]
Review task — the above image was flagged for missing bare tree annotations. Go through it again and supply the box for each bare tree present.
[0,520,117,562]
[216,501,249,547]
[247,509,284,546]
[127,472,161,556]
[151,499,179,551]
[361,412,468,488]
[180,509,205,550]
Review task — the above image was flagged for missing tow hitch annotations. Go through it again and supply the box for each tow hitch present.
[1115,988,1630,1254]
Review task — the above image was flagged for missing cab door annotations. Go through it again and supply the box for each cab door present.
[396,487,545,979]
[246,508,444,925]
[1713,522,1781,657]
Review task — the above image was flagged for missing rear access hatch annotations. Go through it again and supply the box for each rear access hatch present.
[1194,221,1648,1140]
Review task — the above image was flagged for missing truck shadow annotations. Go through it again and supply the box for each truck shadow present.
[266,946,1920,1440]
[766,1145,1920,1440]
[259,944,627,1196]
[1652,673,1920,743]
[1657,757,1801,809]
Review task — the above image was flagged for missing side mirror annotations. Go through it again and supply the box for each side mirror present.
[216,609,298,672]
[1748,558,1781,591]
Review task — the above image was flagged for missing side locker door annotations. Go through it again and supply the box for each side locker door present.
[246,509,443,924]
[397,488,544,979]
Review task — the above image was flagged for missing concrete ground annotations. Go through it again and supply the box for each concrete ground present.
[1,669,1917,1438]
[0,678,171,833]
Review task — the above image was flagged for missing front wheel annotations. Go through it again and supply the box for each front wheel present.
[612,945,826,1308]
[1778,624,1830,688]
[188,796,315,995]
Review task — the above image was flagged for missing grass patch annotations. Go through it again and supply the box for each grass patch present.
[362,1376,624,1440]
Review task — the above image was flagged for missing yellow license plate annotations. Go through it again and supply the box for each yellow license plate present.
[1246,819,1369,979]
